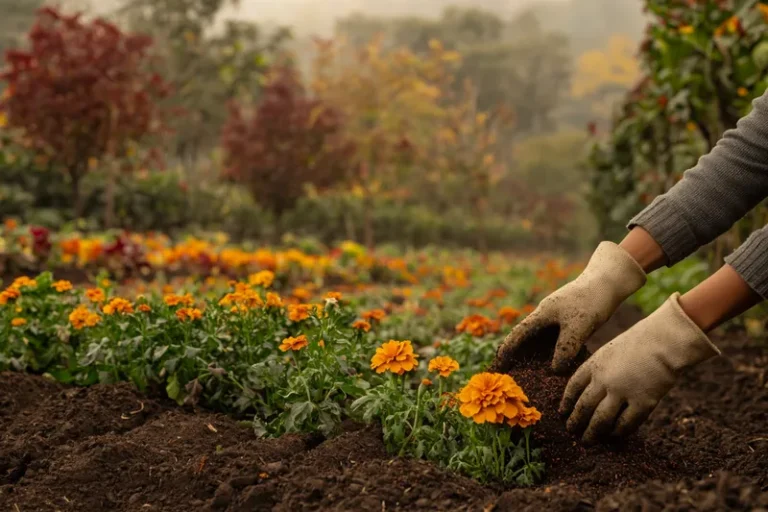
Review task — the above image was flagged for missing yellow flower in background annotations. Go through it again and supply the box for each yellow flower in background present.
[679,25,694,35]
[85,288,106,303]
[370,340,418,375]
[279,334,308,352]
[265,292,284,308]
[164,293,194,307]
[176,307,202,322]
[248,270,274,288]
[428,356,460,378]
[102,298,134,315]
[69,305,100,330]
[11,317,27,327]
[53,280,73,292]
[738,87,749,97]
[288,304,311,322]
[352,320,371,332]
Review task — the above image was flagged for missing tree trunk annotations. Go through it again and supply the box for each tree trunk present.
[104,158,117,229]
[71,171,84,220]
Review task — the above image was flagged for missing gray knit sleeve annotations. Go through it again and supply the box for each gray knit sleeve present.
[724,227,768,298]
[628,89,768,265]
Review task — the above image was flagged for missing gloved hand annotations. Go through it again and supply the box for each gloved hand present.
[559,292,721,444]
[493,241,646,374]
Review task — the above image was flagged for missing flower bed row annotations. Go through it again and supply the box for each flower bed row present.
[0,269,549,485]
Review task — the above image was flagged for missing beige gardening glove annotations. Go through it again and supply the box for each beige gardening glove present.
[559,292,721,444]
[493,242,647,374]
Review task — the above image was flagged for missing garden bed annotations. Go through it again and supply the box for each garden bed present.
[2,315,766,511]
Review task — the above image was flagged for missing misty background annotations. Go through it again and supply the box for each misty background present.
[0,0,650,252]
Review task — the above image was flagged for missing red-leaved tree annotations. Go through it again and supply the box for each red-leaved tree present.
[0,7,171,219]
[221,65,355,215]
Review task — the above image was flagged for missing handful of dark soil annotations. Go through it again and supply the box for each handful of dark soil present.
[499,326,675,490]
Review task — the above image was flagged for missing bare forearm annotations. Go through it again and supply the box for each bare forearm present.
[619,227,666,273]
[679,264,762,332]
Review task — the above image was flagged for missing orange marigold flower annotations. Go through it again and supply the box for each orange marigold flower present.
[522,304,536,315]
[279,334,309,352]
[11,317,27,327]
[421,378,433,387]
[362,309,386,322]
[458,372,539,427]
[164,293,195,307]
[288,304,312,322]
[467,297,489,308]
[370,340,418,375]
[508,405,543,428]
[138,304,151,313]
[85,288,106,303]
[498,306,521,324]
[352,320,371,332]
[69,305,100,330]
[4,218,18,230]
[456,314,497,337]
[428,356,460,378]
[318,339,326,348]
[102,298,134,315]
[760,3,768,23]
[0,287,20,305]
[324,291,342,301]
[53,280,73,292]
[248,270,275,288]
[265,292,284,308]
[292,287,312,301]
[176,307,203,322]
[11,276,36,289]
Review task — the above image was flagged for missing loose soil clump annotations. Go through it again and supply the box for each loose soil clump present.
[2,306,767,510]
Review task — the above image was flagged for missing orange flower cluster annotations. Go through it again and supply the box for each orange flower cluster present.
[85,288,106,303]
[498,306,521,324]
[69,305,101,330]
[279,334,308,352]
[164,293,195,307]
[247,270,275,288]
[176,307,203,322]
[53,280,73,292]
[102,298,134,315]
[265,292,284,308]
[370,340,418,375]
[0,276,36,305]
[352,319,371,332]
[11,317,27,327]
[219,287,263,309]
[458,373,541,428]
[428,356,460,378]
[288,304,312,322]
[456,314,499,337]
[362,309,386,322]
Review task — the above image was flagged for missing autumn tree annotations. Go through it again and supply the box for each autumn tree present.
[117,0,290,166]
[0,6,171,220]
[311,37,462,247]
[335,7,572,134]
[221,66,354,216]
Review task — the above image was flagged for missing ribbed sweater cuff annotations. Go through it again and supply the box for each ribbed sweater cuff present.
[627,197,699,265]
[724,228,768,299]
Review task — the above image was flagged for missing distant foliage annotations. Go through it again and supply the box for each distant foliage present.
[586,0,768,260]
[221,66,355,215]
[0,6,171,217]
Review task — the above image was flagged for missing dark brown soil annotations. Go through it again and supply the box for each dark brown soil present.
[2,306,767,511]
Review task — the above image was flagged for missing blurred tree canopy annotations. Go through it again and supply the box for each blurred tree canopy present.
[335,7,571,134]
[115,0,291,166]
[0,0,45,57]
